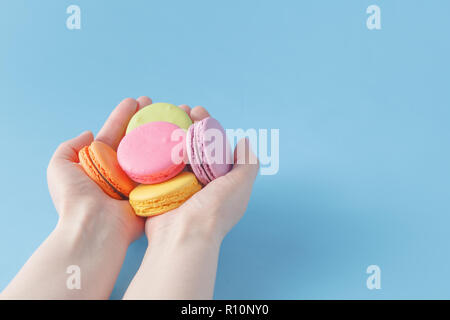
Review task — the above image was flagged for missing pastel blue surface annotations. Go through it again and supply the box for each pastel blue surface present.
[1,0,449,299]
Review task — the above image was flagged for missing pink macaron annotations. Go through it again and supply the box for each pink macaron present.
[186,117,233,185]
[117,121,186,184]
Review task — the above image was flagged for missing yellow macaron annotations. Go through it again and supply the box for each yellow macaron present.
[129,172,202,217]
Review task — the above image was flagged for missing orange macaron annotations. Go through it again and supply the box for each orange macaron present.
[79,141,137,200]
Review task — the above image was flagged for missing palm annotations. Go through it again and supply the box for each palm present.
[47,97,151,242]
[145,106,258,239]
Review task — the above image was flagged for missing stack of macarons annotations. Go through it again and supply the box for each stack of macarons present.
[79,102,232,217]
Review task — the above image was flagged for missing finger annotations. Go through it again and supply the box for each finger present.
[179,104,191,117]
[51,131,94,163]
[227,138,259,184]
[137,96,152,111]
[190,106,210,122]
[96,98,138,150]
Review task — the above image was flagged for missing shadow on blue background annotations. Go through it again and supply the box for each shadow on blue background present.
[1,0,449,299]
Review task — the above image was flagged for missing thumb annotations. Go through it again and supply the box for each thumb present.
[226,138,259,184]
[51,131,94,163]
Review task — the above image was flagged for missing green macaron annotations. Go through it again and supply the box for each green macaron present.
[126,102,192,134]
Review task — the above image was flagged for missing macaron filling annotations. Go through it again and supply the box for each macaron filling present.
[187,122,211,185]
[86,147,128,200]
[187,117,232,185]
[196,120,216,182]
[130,185,198,216]
[129,172,202,217]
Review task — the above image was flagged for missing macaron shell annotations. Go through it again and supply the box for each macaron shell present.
[186,123,211,185]
[79,146,123,200]
[187,117,233,185]
[199,117,233,180]
[129,172,202,217]
[126,102,192,134]
[118,121,186,184]
[88,141,137,197]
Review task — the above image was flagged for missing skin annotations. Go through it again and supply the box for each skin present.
[124,108,259,300]
[0,97,258,300]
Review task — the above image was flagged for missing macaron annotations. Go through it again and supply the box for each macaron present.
[186,117,233,185]
[79,141,137,200]
[117,121,186,184]
[129,171,202,217]
[126,102,192,134]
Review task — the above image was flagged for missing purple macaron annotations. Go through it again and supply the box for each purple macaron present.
[186,117,233,185]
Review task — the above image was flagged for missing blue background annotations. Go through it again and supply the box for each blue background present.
[1,0,449,299]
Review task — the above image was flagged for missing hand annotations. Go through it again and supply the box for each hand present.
[146,105,259,245]
[2,97,153,299]
[123,105,259,299]
[47,97,152,244]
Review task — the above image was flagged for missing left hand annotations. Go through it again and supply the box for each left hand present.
[46,97,152,244]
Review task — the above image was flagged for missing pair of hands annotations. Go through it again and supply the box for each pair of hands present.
[1,96,258,300]
[47,96,259,250]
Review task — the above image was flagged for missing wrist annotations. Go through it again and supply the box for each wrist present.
[56,207,132,248]
[50,213,130,299]
[126,214,222,300]
[146,215,224,251]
